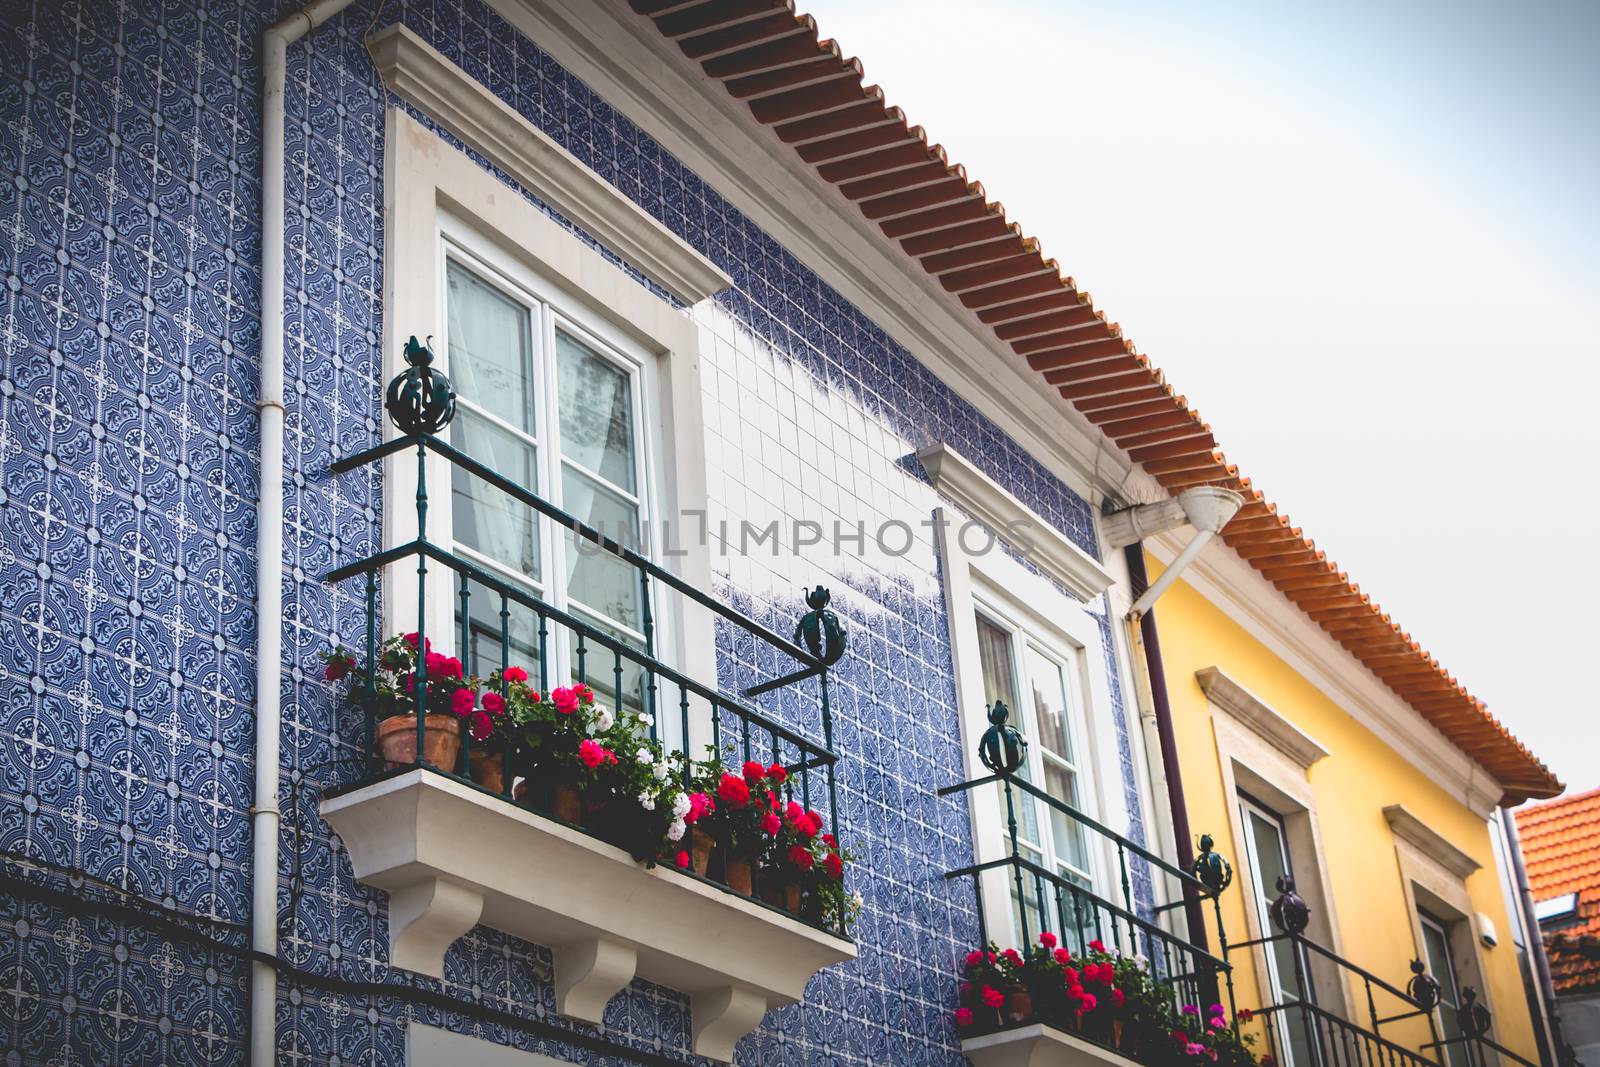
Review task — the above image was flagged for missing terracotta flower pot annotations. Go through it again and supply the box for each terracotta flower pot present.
[689,828,714,875]
[376,713,460,770]
[550,783,583,824]
[469,748,508,794]
[759,879,802,913]
[1003,986,1033,1026]
[1115,1019,1136,1055]
[724,856,754,895]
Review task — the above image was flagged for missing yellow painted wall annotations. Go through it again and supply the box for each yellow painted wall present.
[1146,554,1539,1062]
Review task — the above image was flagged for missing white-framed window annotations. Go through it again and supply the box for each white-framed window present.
[436,224,662,715]
[379,109,720,753]
[931,495,1129,953]
[1238,793,1319,1067]
[1419,909,1472,1067]
[971,594,1098,941]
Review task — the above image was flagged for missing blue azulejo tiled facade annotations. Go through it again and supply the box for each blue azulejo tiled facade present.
[0,1,1149,1063]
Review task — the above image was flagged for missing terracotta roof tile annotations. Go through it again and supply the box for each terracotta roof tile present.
[632,0,1563,804]
[1517,790,1600,992]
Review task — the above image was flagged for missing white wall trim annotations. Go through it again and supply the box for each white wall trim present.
[486,0,1133,513]
[1196,666,1329,770]
[408,1023,573,1066]
[1145,528,1502,817]
[1384,804,1482,881]
[918,443,1114,602]
[368,23,731,306]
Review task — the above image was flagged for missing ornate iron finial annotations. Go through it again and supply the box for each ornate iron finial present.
[1459,987,1492,1038]
[1269,874,1310,935]
[978,700,1027,776]
[794,586,847,667]
[384,336,456,434]
[1192,833,1233,893]
[1406,959,1441,1011]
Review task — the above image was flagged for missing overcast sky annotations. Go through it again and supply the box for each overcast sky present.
[801,0,1600,799]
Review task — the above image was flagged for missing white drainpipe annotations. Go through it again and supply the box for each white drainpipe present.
[254,3,357,1065]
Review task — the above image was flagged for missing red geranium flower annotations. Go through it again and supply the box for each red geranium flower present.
[717,773,750,808]
[1001,948,1023,966]
[578,739,607,769]
[1039,931,1057,948]
[741,760,766,783]
[822,832,837,847]
[787,845,813,870]
[685,792,714,823]
[503,666,528,684]
[324,656,353,682]
[767,763,787,783]
[981,986,1004,1008]
[480,691,506,716]
[574,684,594,704]
[953,1006,974,1027]
[761,812,783,836]
[1111,988,1125,1008]
[450,688,476,716]
[1088,939,1107,953]
[1054,949,1072,966]
[823,851,843,879]
[403,632,430,651]
[675,851,690,868]
[552,687,579,714]
[469,710,493,742]
[964,950,985,967]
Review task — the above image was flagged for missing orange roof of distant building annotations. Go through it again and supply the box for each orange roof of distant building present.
[1517,788,1600,993]
[629,0,1561,803]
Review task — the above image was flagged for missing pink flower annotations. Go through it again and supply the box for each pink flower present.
[469,710,493,742]
[981,986,1004,1008]
[675,850,690,869]
[685,792,714,823]
[761,812,783,835]
[1186,1043,1206,1057]
[578,739,607,769]
[953,1006,974,1027]
[503,666,528,684]
[1039,931,1057,948]
[481,691,506,716]
[574,684,594,704]
[450,688,476,716]
[552,687,579,714]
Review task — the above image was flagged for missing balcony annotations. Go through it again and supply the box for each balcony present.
[317,344,854,1061]
[938,706,1537,1067]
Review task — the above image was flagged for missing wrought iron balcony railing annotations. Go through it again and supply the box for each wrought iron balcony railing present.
[320,340,850,933]
[1235,880,1540,1067]
[941,701,1237,1049]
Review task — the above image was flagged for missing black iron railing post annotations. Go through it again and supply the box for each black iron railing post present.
[414,435,429,765]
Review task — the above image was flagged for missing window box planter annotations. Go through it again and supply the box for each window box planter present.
[321,768,855,1061]
[962,1023,1141,1067]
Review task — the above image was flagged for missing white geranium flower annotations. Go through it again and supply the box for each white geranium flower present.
[666,818,686,842]
[591,705,614,731]
[636,747,653,764]
[638,792,656,811]
[652,760,669,781]
[671,793,691,817]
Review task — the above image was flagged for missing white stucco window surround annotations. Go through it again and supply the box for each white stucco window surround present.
[962,1022,1140,1067]
[371,26,730,706]
[323,771,855,1062]
[927,451,1129,948]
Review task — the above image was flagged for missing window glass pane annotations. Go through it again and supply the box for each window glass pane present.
[452,409,540,582]
[457,578,543,684]
[557,329,635,492]
[1244,804,1317,1067]
[1422,917,1471,1067]
[447,262,534,434]
[566,613,648,717]
[1044,763,1089,874]
[974,613,1040,849]
[562,466,641,631]
[1027,646,1075,763]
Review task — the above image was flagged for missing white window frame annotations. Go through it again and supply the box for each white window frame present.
[379,108,719,750]
[435,224,663,683]
[1238,792,1319,1067]
[933,504,1127,951]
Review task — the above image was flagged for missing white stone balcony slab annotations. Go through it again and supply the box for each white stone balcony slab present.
[320,769,855,1061]
[962,1023,1140,1067]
